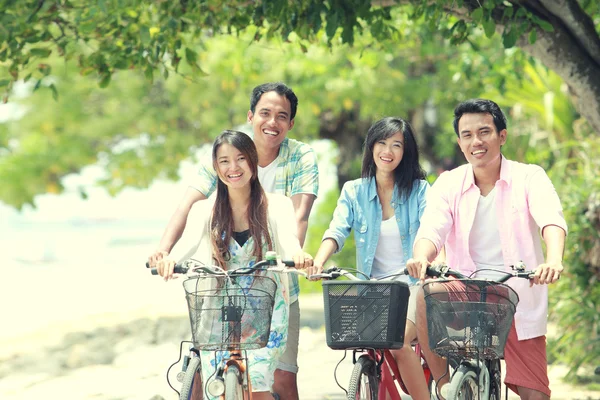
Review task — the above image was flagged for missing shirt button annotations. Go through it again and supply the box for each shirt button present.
[391,202,396,207]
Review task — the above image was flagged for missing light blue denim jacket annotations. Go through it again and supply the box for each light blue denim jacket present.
[322,177,429,284]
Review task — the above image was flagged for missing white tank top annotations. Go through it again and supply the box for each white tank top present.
[371,217,405,279]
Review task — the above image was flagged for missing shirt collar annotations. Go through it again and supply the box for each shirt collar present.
[366,177,404,204]
[247,132,289,164]
[462,154,510,194]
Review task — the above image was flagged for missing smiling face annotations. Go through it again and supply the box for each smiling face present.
[457,112,506,171]
[247,91,295,152]
[372,131,404,174]
[215,143,253,190]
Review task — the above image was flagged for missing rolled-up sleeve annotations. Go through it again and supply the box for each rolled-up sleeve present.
[527,167,568,235]
[414,173,454,254]
[322,182,355,254]
[190,153,218,197]
[290,147,319,197]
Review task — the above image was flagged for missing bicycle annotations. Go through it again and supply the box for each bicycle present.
[149,251,306,400]
[313,266,434,400]
[423,262,534,400]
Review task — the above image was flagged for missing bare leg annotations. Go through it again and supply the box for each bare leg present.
[416,285,449,397]
[272,369,298,400]
[190,371,203,399]
[253,391,279,400]
[390,321,430,400]
[517,386,550,400]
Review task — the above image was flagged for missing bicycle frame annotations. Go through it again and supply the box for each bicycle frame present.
[155,252,304,400]
[352,344,432,399]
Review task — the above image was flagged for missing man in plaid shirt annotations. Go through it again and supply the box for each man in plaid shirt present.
[150,82,319,400]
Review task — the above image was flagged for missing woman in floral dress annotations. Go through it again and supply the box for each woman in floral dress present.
[156,130,313,399]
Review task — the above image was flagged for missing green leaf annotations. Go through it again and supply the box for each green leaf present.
[98,72,111,88]
[29,48,52,57]
[144,65,154,83]
[471,7,483,22]
[49,83,58,101]
[502,28,518,48]
[528,29,537,45]
[537,20,555,32]
[0,79,10,87]
[483,19,496,38]
[185,47,198,65]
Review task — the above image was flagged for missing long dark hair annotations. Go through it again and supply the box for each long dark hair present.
[210,130,273,268]
[361,117,426,200]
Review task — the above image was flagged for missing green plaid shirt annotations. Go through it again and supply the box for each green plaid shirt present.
[191,136,319,301]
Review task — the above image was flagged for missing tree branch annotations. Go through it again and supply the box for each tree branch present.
[535,0,600,67]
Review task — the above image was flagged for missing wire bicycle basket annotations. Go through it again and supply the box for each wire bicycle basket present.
[323,280,410,349]
[183,274,277,351]
[423,279,519,359]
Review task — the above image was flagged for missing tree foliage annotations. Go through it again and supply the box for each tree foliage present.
[1,0,599,130]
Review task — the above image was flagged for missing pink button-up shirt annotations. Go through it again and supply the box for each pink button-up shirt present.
[416,156,567,340]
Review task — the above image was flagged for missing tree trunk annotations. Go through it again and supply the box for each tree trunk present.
[454,0,600,133]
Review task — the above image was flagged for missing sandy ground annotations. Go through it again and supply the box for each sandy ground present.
[0,262,597,400]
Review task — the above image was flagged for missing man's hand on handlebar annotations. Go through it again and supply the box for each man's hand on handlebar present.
[405,257,431,283]
[533,261,563,285]
[290,250,314,274]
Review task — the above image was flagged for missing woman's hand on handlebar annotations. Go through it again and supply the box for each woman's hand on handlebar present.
[156,255,177,281]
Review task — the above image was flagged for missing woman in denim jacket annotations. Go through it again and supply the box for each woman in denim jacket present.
[313,117,431,400]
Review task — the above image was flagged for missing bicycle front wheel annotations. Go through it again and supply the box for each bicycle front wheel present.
[446,365,478,400]
[347,355,378,400]
[180,356,201,400]
[224,366,244,400]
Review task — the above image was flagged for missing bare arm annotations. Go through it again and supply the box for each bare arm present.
[310,238,338,278]
[290,193,316,248]
[535,224,566,284]
[406,238,439,282]
[148,187,206,266]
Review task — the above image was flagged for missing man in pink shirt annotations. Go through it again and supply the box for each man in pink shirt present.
[406,99,567,399]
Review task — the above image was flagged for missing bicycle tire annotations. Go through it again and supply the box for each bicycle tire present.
[488,359,502,400]
[347,355,378,400]
[224,366,244,400]
[180,356,201,400]
[446,365,478,400]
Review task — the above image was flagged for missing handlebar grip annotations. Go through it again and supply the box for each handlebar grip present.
[281,260,295,268]
[425,265,442,277]
[150,265,188,275]
[515,271,535,280]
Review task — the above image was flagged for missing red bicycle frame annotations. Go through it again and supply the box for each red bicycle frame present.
[365,344,432,399]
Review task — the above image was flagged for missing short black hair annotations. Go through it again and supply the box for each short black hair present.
[453,99,507,137]
[250,82,298,120]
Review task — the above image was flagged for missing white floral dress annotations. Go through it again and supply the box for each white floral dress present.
[199,236,290,396]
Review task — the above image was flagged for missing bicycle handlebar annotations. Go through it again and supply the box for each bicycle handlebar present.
[418,263,535,282]
[147,251,299,277]
[314,263,534,283]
